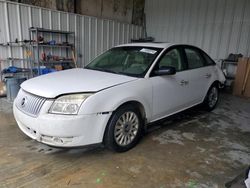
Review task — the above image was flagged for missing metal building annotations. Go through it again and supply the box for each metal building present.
[145,0,250,60]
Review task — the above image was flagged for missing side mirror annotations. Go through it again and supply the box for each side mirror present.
[154,66,176,76]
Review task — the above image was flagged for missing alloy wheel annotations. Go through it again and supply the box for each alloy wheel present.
[208,87,218,108]
[114,111,139,146]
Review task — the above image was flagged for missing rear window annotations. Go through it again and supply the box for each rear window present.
[185,48,205,69]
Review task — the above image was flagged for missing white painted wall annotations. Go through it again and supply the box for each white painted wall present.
[145,0,250,60]
[0,0,142,70]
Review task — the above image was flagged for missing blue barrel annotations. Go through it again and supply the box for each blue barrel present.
[5,77,26,101]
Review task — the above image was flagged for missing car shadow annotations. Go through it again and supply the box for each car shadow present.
[145,105,208,134]
[25,106,209,156]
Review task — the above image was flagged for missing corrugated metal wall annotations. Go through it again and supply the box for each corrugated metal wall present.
[145,0,250,60]
[0,0,143,70]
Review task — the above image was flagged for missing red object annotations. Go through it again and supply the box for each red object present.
[41,52,46,61]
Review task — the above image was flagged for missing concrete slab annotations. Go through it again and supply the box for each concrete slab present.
[0,93,249,188]
[0,97,12,114]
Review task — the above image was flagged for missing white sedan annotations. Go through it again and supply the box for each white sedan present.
[13,43,225,152]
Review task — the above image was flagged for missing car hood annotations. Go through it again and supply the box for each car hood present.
[21,68,138,98]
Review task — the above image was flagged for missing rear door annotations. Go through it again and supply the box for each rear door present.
[183,47,213,104]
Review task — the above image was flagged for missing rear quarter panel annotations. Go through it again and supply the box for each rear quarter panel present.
[202,64,226,100]
[214,64,226,84]
[210,65,226,87]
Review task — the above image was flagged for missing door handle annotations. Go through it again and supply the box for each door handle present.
[205,73,212,78]
[180,80,189,86]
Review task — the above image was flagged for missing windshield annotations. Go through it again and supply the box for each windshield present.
[85,46,162,77]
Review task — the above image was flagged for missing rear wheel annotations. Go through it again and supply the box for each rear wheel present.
[104,105,143,152]
[203,84,219,111]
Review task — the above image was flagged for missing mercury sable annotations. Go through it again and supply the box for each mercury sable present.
[13,43,225,152]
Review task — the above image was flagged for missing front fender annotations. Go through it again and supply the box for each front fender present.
[78,79,153,121]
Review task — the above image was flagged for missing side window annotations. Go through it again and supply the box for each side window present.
[202,52,215,66]
[185,48,205,69]
[158,49,183,71]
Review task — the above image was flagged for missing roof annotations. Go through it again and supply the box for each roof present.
[116,42,173,49]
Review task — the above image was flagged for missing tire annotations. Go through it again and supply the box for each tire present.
[104,104,143,152]
[203,84,219,111]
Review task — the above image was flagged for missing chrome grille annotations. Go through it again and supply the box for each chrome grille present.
[16,89,46,117]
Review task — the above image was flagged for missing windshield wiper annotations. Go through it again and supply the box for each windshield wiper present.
[103,69,118,74]
[117,71,142,78]
[86,67,118,74]
[85,67,141,77]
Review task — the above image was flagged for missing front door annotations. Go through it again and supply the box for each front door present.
[149,47,190,121]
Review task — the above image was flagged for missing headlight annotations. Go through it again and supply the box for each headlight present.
[49,93,93,115]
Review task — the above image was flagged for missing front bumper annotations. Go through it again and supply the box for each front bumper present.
[13,100,111,147]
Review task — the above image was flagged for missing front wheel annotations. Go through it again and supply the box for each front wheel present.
[203,85,219,111]
[104,105,143,152]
